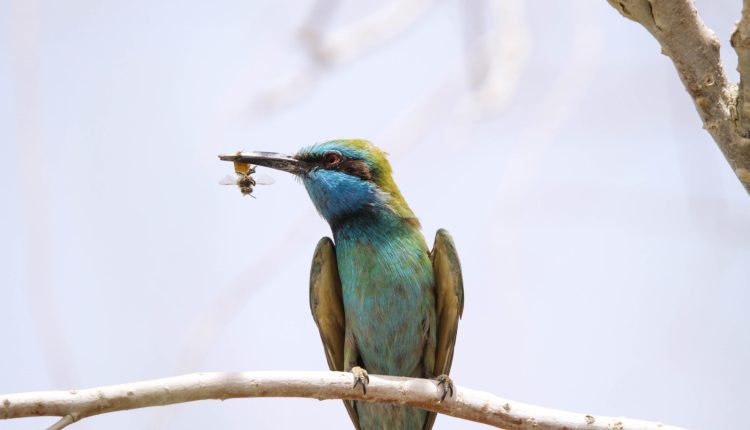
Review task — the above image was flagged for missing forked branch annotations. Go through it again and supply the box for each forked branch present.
[607,0,750,192]
[1,371,685,430]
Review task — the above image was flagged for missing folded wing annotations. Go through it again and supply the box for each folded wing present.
[309,237,360,430]
[424,228,464,430]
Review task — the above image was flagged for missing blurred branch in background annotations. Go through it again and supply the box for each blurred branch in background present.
[10,0,74,388]
[302,0,430,65]
[251,0,431,115]
[380,0,532,153]
[439,0,531,152]
[607,0,750,193]
[1,371,687,430]
[461,0,529,115]
[489,0,603,293]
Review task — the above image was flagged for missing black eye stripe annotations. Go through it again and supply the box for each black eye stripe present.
[297,154,373,180]
[334,159,372,181]
[299,154,333,164]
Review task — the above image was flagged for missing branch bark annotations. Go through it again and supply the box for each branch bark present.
[607,0,750,193]
[1,371,684,430]
[731,1,750,141]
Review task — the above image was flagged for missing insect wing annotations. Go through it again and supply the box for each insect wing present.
[252,172,275,186]
[219,174,237,186]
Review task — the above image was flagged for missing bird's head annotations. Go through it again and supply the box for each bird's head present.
[219,140,416,229]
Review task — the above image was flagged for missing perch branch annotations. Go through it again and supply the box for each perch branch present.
[1,371,684,430]
[607,0,750,192]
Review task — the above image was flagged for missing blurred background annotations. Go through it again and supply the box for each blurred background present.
[1,1,749,429]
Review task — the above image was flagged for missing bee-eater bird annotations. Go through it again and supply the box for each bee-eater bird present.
[219,140,464,430]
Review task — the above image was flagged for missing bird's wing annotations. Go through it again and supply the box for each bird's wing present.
[431,228,464,375]
[309,237,360,430]
[424,229,464,430]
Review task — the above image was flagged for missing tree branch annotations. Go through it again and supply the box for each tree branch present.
[732,1,750,140]
[1,371,684,430]
[607,0,750,193]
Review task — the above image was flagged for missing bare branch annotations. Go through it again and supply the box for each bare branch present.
[607,0,750,192]
[732,1,750,140]
[2,371,684,430]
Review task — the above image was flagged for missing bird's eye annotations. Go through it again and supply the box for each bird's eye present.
[325,152,342,165]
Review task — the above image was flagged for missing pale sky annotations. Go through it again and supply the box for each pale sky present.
[1,1,748,429]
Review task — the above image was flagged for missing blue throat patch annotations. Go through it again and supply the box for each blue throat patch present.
[302,168,390,227]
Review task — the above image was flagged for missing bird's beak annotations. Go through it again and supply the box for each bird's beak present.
[218,151,311,175]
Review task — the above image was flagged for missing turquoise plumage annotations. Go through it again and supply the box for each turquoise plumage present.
[219,140,464,430]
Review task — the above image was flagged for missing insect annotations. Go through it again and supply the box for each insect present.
[219,153,274,197]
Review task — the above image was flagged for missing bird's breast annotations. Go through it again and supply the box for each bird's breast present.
[335,227,435,377]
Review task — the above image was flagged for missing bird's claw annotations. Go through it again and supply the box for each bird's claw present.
[435,374,454,402]
[351,366,370,395]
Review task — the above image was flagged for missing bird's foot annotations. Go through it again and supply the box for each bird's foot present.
[351,366,370,395]
[434,374,454,402]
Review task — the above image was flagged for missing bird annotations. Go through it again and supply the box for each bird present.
[219,139,464,430]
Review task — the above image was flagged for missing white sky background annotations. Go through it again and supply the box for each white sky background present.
[1,1,749,429]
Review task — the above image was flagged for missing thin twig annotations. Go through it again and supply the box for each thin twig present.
[2,371,684,429]
[47,414,75,430]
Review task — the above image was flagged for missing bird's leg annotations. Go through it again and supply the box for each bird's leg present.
[421,317,453,402]
[434,374,454,402]
[350,366,370,395]
[344,329,369,394]
[425,371,454,402]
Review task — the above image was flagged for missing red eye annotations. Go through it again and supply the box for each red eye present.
[325,152,342,165]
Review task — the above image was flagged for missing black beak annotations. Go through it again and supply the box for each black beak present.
[218,151,311,175]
